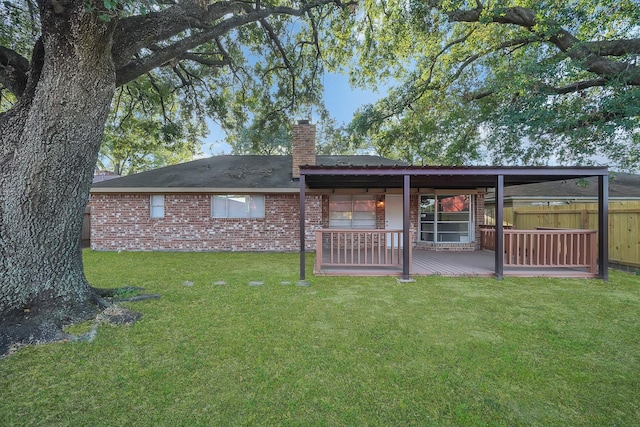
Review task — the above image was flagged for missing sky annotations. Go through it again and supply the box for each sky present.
[203,72,386,155]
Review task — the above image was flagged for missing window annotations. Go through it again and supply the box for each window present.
[329,195,376,229]
[420,194,473,243]
[211,195,265,219]
[150,195,165,218]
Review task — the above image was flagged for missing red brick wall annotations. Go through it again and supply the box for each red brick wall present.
[90,193,322,252]
[90,191,485,252]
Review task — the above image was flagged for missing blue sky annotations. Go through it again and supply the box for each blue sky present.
[204,72,386,155]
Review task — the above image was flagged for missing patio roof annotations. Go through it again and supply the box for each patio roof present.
[299,165,609,189]
[297,165,609,282]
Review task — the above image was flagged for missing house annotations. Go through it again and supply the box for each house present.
[91,121,610,280]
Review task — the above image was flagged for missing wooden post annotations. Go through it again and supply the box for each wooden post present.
[402,175,411,280]
[315,230,322,274]
[495,175,504,280]
[598,174,609,281]
[299,173,306,280]
[588,231,597,275]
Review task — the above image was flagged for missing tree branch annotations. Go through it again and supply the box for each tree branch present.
[171,65,191,88]
[112,1,250,69]
[450,36,541,83]
[116,14,257,86]
[179,52,229,67]
[550,30,640,85]
[465,78,609,101]
[446,5,640,86]
[259,18,294,72]
[424,28,476,87]
[0,47,30,97]
[584,39,640,57]
[539,79,608,95]
[145,72,169,122]
[114,0,340,86]
[259,17,296,108]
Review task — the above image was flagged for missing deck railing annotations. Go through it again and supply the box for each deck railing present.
[480,226,496,250]
[480,227,597,273]
[315,229,410,273]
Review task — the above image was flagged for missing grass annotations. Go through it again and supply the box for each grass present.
[1,251,639,426]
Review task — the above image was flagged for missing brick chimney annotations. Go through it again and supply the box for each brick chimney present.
[292,119,316,178]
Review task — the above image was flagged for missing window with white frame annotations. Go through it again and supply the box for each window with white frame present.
[329,195,376,229]
[420,194,473,243]
[150,195,165,218]
[211,195,265,219]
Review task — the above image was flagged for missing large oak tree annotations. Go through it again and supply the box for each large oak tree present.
[0,0,348,354]
[334,1,640,169]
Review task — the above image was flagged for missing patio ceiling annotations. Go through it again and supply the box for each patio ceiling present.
[300,165,609,190]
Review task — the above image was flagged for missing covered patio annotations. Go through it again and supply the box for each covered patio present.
[299,166,609,281]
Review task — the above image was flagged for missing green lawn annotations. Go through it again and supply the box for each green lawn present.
[1,251,639,426]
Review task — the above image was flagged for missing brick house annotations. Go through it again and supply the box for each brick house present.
[90,121,609,280]
[90,120,489,253]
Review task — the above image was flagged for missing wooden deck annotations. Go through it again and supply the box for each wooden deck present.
[412,250,594,277]
[411,250,494,276]
[313,228,598,278]
[317,249,595,278]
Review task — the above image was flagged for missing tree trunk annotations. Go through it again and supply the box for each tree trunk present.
[0,1,116,354]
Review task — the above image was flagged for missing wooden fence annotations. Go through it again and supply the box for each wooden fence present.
[485,201,640,268]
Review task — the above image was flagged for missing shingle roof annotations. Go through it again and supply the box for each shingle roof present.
[91,155,406,190]
[487,172,640,199]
